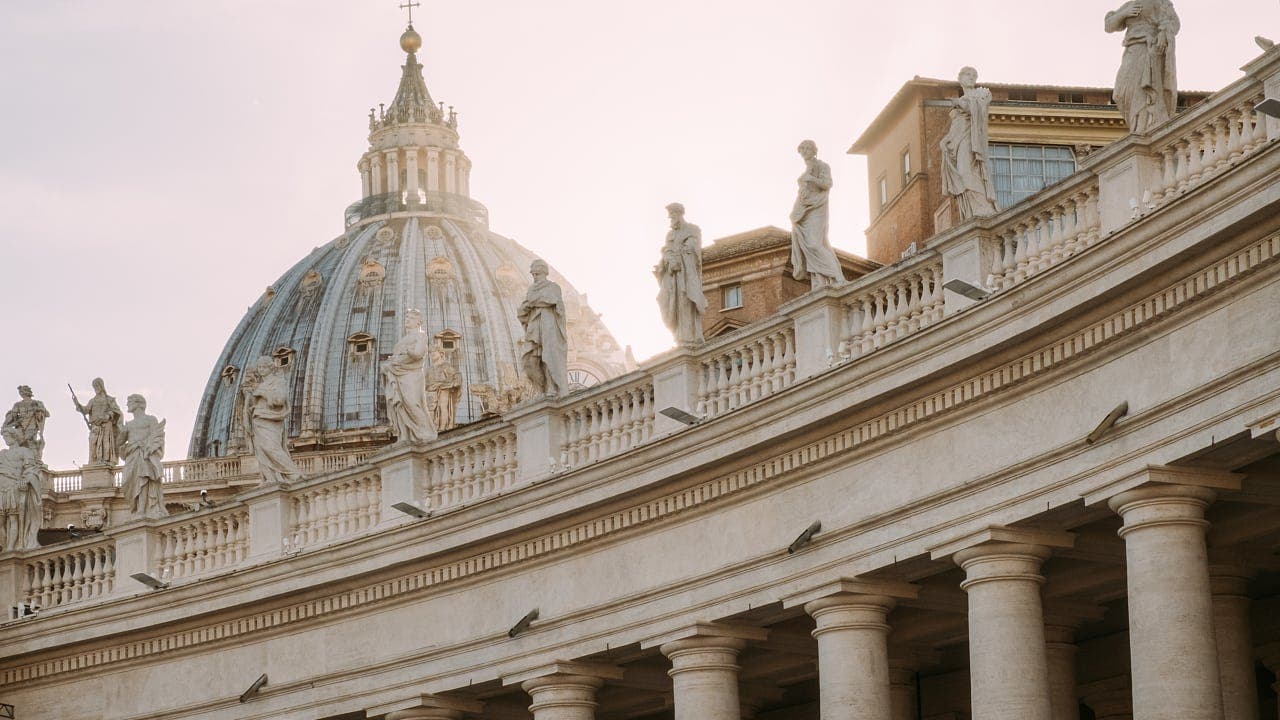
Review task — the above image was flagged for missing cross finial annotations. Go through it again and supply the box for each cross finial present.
[399,0,421,25]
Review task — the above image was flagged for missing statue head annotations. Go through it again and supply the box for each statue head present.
[404,308,424,332]
[1,427,16,449]
[127,394,147,414]
[250,356,276,380]
[92,378,105,394]
[17,385,32,399]
[665,202,686,227]
[797,140,818,160]
[530,259,549,281]
[958,66,978,90]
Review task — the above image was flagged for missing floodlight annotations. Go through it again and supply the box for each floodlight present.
[239,673,268,703]
[508,608,539,638]
[660,407,703,426]
[1086,401,1130,445]
[942,278,990,302]
[0,702,13,719]
[1255,98,1280,120]
[392,501,431,519]
[10,603,38,620]
[67,524,81,539]
[788,521,822,555]
[131,572,169,590]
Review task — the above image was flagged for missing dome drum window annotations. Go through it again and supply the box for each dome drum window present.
[348,333,376,356]
[273,347,296,368]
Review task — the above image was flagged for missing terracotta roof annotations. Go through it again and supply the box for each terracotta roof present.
[702,226,879,274]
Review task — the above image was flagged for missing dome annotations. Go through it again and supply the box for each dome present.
[187,27,631,459]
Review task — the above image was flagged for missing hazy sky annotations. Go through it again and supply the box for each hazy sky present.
[2,0,1276,469]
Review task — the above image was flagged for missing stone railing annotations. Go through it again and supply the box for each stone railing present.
[288,473,382,551]
[422,431,518,512]
[698,323,797,419]
[841,259,946,360]
[156,508,250,582]
[1147,90,1269,210]
[560,379,656,467]
[986,176,1101,293]
[294,450,374,477]
[21,539,115,611]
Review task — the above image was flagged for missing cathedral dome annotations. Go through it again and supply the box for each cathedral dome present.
[188,27,630,458]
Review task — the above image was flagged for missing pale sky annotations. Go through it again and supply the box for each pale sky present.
[2,0,1276,469]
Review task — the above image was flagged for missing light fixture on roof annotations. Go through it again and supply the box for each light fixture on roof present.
[131,572,169,590]
[1086,401,1130,445]
[0,702,14,719]
[508,608,539,638]
[392,501,431,519]
[1255,98,1280,119]
[788,521,823,555]
[942,278,990,302]
[239,674,269,703]
[660,407,703,426]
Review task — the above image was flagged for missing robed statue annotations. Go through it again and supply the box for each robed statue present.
[0,427,43,551]
[518,259,569,398]
[72,378,123,466]
[941,66,1000,220]
[1106,0,1180,134]
[382,309,439,444]
[3,385,50,463]
[790,140,844,291]
[119,394,167,520]
[656,203,707,346]
[242,357,302,486]
[426,346,463,432]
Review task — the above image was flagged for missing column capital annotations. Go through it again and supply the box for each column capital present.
[1107,484,1218,537]
[503,661,624,688]
[369,694,483,720]
[641,622,768,652]
[1208,562,1255,597]
[928,525,1074,562]
[781,577,918,611]
[1083,464,1241,507]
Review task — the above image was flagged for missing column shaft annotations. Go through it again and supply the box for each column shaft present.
[888,666,917,720]
[661,637,746,720]
[1045,624,1080,720]
[1210,566,1258,720]
[805,594,895,720]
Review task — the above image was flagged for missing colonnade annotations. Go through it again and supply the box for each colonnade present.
[382,469,1275,720]
[359,147,472,200]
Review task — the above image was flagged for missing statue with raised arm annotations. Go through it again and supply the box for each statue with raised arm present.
[656,203,707,346]
[3,385,50,463]
[72,378,123,466]
[790,140,844,291]
[241,357,302,486]
[0,427,43,550]
[426,345,463,432]
[119,395,166,520]
[941,66,1000,220]
[1106,0,1180,134]
[382,309,439,444]
[518,260,569,398]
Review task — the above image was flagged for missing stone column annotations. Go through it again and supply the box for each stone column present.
[445,151,458,194]
[460,159,471,197]
[405,147,421,200]
[1043,616,1084,720]
[644,624,767,720]
[1108,484,1226,720]
[359,159,372,198]
[386,151,401,193]
[783,579,918,720]
[1210,564,1258,720]
[505,662,622,720]
[371,156,384,195]
[426,149,441,192]
[1078,676,1132,720]
[887,665,916,720]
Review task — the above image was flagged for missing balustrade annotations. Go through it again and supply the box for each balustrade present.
[1150,93,1268,206]
[986,183,1100,293]
[697,326,797,419]
[23,541,115,610]
[422,431,518,511]
[841,262,944,359]
[156,509,249,581]
[561,382,656,467]
[289,474,382,550]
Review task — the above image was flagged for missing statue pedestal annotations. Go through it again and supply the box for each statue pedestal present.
[82,465,117,490]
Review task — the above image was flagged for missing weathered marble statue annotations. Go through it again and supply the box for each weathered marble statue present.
[941,66,1000,220]
[382,309,439,444]
[241,357,301,486]
[0,427,43,551]
[3,385,50,463]
[790,140,844,290]
[426,346,463,432]
[119,395,167,520]
[1106,0,1180,134]
[72,378,123,466]
[518,260,569,398]
[656,203,707,346]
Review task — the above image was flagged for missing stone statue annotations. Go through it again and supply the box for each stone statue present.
[3,385,50,463]
[790,140,844,291]
[382,309,439,444]
[517,260,569,398]
[1106,0,1180,135]
[241,357,302,486]
[0,427,43,551]
[941,66,1000,220]
[71,378,123,466]
[656,203,707,346]
[119,395,167,520]
[426,346,463,432]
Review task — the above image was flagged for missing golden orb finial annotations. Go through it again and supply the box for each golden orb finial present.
[400,25,422,54]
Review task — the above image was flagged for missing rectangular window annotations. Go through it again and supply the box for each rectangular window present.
[722,284,743,310]
[878,175,889,209]
[988,144,1077,210]
[1007,89,1038,102]
[901,148,912,184]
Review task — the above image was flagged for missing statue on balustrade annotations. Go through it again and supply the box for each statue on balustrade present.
[518,260,569,398]
[3,385,50,463]
[655,203,707,346]
[119,395,167,520]
[427,345,463,432]
[71,378,123,467]
[790,140,845,291]
[242,357,302,485]
[0,427,43,551]
[1106,0,1180,135]
[382,309,439,444]
[941,66,1000,220]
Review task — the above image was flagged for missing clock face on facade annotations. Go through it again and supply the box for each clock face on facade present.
[567,368,602,392]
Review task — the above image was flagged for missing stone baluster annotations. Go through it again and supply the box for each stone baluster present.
[1012,221,1031,281]
[1227,107,1246,161]
[1211,118,1230,173]
[1157,144,1178,200]
[1187,129,1207,185]
[1173,139,1192,193]
[858,296,876,354]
